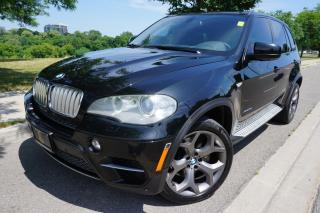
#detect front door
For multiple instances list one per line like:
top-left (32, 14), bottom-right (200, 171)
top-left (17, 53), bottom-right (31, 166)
top-left (240, 17), bottom-right (278, 118)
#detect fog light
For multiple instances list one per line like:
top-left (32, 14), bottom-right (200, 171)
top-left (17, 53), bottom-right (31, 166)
top-left (90, 138), bottom-right (101, 152)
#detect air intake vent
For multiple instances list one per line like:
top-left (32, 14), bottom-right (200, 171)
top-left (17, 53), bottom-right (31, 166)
top-left (33, 79), bottom-right (49, 106)
top-left (49, 85), bottom-right (83, 118)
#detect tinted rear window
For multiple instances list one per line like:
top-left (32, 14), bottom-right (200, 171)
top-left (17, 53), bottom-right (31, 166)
top-left (270, 20), bottom-right (289, 52)
top-left (285, 27), bottom-right (297, 50)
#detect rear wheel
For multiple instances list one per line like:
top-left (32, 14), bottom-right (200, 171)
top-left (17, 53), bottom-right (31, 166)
top-left (161, 118), bottom-right (233, 204)
top-left (274, 83), bottom-right (300, 124)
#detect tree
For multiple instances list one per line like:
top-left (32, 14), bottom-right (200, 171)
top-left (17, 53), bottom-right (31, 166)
top-left (0, 44), bottom-right (22, 58)
top-left (269, 11), bottom-right (304, 49)
top-left (113, 32), bottom-right (133, 47)
top-left (0, 27), bottom-right (135, 59)
top-left (75, 47), bottom-right (90, 56)
top-left (313, 4), bottom-right (320, 57)
top-left (61, 44), bottom-right (75, 55)
top-left (0, 0), bottom-right (77, 26)
top-left (0, 27), bottom-right (6, 35)
top-left (296, 8), bottom-right (320, 57)
top-left (155, 0), bottom-right (261, 14)
top-left (25, 43), bottom-right (59, 58)
top-left (20, 30), bottom-right (35, 46)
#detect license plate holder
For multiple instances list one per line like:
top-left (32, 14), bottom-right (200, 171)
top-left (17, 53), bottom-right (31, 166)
top-left (32, 127), bottom-right (53, 152)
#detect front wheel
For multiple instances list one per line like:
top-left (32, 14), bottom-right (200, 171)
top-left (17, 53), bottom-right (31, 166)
top-left (161, 118), bottom-right (233, 204)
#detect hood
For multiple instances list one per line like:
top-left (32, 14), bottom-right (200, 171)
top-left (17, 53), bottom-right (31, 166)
top-left (39, 47), bottom-right (226, 97)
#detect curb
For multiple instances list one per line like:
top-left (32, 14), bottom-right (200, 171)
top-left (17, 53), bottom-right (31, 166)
top-left (224, 102), bottom-right (320, 213)
top-left (311, 187), bottom-right (320, 213)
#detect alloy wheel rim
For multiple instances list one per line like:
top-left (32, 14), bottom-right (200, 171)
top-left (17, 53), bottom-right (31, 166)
top-left (289, 87), bottom-right (299, 119)
top-left (166, 131), bottom-right (227, 197)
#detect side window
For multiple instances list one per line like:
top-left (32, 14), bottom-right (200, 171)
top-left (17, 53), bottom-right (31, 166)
top-left (270, 21), bottom-right (289, 53)
top-left (285, 27), bottom-right (297, 51)
top-left (249, 18), bottom-right (273, 44)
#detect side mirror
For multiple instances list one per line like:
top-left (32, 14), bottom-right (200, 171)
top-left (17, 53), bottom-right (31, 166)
top-left (252, 42), bottom-right (281, 61)
top-left (128, 35), bottom-right (137, 44)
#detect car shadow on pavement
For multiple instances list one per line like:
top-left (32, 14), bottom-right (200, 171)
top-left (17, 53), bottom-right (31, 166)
top-left (18, 138), bottom-right (176, 213)
top-left (18, 124), bottom-right (269, 212)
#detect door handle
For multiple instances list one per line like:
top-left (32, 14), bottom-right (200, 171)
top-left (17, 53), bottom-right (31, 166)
top-left (273, 66), bottom-right (280, 73)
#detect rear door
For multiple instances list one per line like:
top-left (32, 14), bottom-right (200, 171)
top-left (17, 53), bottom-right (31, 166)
top-left (240, 17), bottom-right (276, 117)
top-left (269, 20), bottom-right (293, 99)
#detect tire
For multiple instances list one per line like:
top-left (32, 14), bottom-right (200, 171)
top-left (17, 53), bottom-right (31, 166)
top-left (274, 83), bottom-right (300, 124)
top-left (160, 118), bottom-right (233, 204)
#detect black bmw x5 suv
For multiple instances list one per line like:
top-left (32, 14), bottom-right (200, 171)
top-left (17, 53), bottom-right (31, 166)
top-left (25, 12), bottom-right (302, 203)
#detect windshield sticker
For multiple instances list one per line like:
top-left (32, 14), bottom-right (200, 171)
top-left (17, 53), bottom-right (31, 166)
top-left (237, 21), bottom-right (245, 27)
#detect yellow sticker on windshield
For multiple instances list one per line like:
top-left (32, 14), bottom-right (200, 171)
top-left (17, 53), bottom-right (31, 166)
top-left (237, 21), bottom-right (245, 27)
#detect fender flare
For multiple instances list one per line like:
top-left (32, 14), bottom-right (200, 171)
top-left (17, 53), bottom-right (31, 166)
top-left (283, 73), bottom-right (302, 106)
top-left (164, 98), bottom-right (235, 169)
top-left (294, 73), bottom-right (303, 87)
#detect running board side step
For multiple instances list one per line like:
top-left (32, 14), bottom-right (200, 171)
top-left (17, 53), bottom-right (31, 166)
top-left (232, 104), bottom-right (282, 138)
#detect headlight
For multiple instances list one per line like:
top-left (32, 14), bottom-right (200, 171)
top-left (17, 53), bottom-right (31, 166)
top-left (87, 95), bottom-right (177, 125)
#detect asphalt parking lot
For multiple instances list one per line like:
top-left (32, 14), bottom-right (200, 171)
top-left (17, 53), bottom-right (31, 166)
top-left (1, 63), bottom-right (320, 213)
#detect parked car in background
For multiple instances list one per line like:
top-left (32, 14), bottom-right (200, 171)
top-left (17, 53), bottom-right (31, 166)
top-left (25, 12), bottom-right (302, 203)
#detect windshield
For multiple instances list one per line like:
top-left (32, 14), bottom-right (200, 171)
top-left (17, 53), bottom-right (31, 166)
top-left (130, 14), bottom-right (247, 54)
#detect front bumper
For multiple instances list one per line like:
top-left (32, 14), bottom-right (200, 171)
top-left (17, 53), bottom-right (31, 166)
top-left (24, 92), bottom-right (188, 195)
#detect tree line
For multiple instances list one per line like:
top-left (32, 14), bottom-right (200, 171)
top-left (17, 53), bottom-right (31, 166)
top-left (0, 0), bottom-right (319, 59)
top-left (0, 29), bottom-right (133, 58)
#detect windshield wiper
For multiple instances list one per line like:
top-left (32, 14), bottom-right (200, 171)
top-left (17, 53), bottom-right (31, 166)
top-left (127, 43), bottom-right (141, 48)
top-left (143, 45), bottom-right (201, 54)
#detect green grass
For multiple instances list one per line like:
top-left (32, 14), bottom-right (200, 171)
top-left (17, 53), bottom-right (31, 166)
top-left (0, 119), bottom-right (25, 129)
top-left (0, 58), bottom-right (63, 92)
top-left (301, 53), bottom-right (319, 61)
top-left (301, 57), bottom-right (320, 61)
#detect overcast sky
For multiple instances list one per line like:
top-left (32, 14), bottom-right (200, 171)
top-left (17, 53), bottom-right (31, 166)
top-left (0, 0), bottom-right (319, 36)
